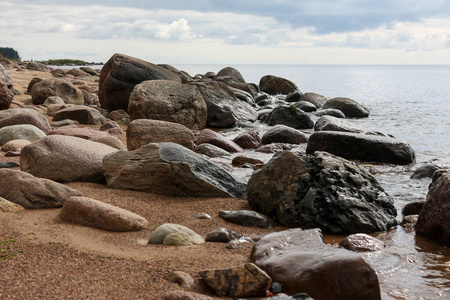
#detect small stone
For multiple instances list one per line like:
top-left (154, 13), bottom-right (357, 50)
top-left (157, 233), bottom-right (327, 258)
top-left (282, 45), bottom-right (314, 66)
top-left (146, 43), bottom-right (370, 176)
top-left (193, 213), bottom-right (211, 219)
top-left (232, 156), bottom-right (264, 168)
top-left (0, 161), bottom-right (19, 168)
top-left (340, 233), bottom-right (385, 252)
top-left (0, 197), bottom-right (25, 213)
top-left (219, 210), bottom-right (273, 229)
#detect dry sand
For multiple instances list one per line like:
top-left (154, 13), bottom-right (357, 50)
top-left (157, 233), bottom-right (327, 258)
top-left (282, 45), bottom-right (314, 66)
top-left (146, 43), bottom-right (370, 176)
top-left (0, 68), bottom-right (280, 299)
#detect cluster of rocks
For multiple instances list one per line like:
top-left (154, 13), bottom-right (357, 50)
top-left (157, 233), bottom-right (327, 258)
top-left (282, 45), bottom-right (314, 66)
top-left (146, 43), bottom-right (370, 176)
top-left (1, 53), bottom-right (448, 299)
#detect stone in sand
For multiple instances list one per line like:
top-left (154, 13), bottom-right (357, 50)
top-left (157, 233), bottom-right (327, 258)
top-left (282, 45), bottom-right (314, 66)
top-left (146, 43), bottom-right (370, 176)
top-left (31, 78), bottom-right (84, 105)
top-left (148, 223), bottom-right (204, 245)
top-left (0, 124), bottom-right (46, 146)
top-left (0, 64), bottom-right (14, 110)
top-left (219, 210), bottom-right (273, 229)
top-left (0, 197), bottom-right (25, 213)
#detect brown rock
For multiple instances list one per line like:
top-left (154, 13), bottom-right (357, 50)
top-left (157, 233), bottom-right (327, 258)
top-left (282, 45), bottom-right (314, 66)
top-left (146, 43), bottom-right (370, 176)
top-left (232, 130), bottom-right (261, 149)
top-left (259, 75), bottom-right (298, 95)
top-left (49, 127), bottom-right (110, 140)
top-left (127, 119), bottom-right (194, 151)
top-left (52, 105), bottom-right (106, 125)
top-left (0, 169), bottom-right (83, 209)
top-left (161, 291), bottom-right (214, 300)
top-left (340, 233), bottom-right (385, 252)
top-left (0, 108), bottom-right (52, 134)
top-left (199, 263), bottom-right (271, 298)
top-left (99, 120), bottom-right (122, 132)
top-left (59, 196), bottom-right (148, 231)
top-left (168, 271), bottom-right (195, 290)
top-left (108, 109), bottom-right (129, 121)
top-left (27, 77), bottom-right (44, 93)
top-left (89, 135), bottom-right (126, 150)
top-left (196, 129), bottom-right (242, 153)
top-left (66, 68), bottom-right (90, 77)
top-left (31, 78), bottom-right (84, 105)
top-left (2, 139), bottom-right (31, 152)
top-left (216, 66), bottom-right (246, 83)
top-left (0, 64), bottom-right (14, 110)
top-left (232, 156), bottom-right (264, 168)
top-left (0, 196), bottom-right (25, 213)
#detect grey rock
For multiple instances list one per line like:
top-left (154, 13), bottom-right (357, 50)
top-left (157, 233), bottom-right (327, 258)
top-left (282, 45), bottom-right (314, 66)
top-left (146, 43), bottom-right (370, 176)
top-left (322, 97), bottom-right (370, 118)
top-left (411, 164), bottom-right (443, 179)
top-left (300, 92), bottom-right (328, 108)
top-left (314, 108), bottom-right (346, 118)
top-left (264, 105), bottom-right (314, 129)
top-left (205, 228), bottom-right (241, 243)
top-left (293, 100), bottom-right (317, 112)
top-left (31, 78), bottom-right (84, 105)
top-left (219, 210), bottom-right (273, 229)
top-left (262, 125), bottom-right (308, 145)
top-left (0, 161), bottom-right (19, 168)
top-left (314, 115), bottom-right (367, 133)
top-left (194, 143), bottom-right (230, 158)
top-left (148, 223), bottom-right (204, 245)
top-left (0, 124), bottom-right (46, 146)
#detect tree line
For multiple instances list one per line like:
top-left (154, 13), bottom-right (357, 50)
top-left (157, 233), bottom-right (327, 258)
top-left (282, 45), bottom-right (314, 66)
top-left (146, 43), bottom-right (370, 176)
top-left (0, 47), bottom-right (21, 61)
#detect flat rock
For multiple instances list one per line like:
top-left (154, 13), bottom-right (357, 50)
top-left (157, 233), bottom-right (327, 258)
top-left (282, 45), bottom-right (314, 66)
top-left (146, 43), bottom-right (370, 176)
top-left (59, 196), bottom-right (148, 231)
top-left (0, 169), bottom-right (82, 209)
top-left (196, 129), bottom-right (242, 153)
top-left (0, 161), bottom-right (19, 168)
top-left (103, 142), bottom-right (246, 198)
top-left (340, 233), bottom-right (385, 252)
top-left (89, 135), bottom-right (126, 150)
top-left (52, 105), bottom-right (106, 125)
top-left (402, 201), bottom-right (425, 216)
top-left (199, 263), bottom-right (272, 298)
top-left (314, 115), bottom-right (367, 133)
top-left (0, 124), bottom-right (46, 146)
top-left (148, 223), bottom-right (204, 245)
top-left (262, 125), bottom-right (308, 145)
top-left (49, 127), bottom-right (110, 140)
top-left (219, 210), bottom-right (273, 229)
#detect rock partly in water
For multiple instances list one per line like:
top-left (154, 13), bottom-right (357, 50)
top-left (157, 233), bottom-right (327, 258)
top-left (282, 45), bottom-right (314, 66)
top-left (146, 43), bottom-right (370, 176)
top-left (264, 105), bottom-right (314, 129)
top-left (260, 75), bottom-right (298, 95)
top-left (59, 196), bottom-right (148, 231)
top-left (0, 169), bottom-right (82, 209)
top-left (103, 142), bottom-right (246, 198)
top-left (262, 125), bottom-right (308, 145)
top-left (340, 233), bottom-right (386, 252)
top-left (322, 97), bottom-right (369, 118)
top-left (0, 124), bottom-right (46, 146)
top-left (232, 130), bottom-right (261, 149)
top-left (411, 164), bottom-right (443, 179)
top-left (148, 223), bottom-right (204, 245)
top-left (300, 92), bottom-right (328, 108)
top-left (306, 131), bottom-right (416, 165)
top-left (314, 115), bottom-right (367, 133)
top-left (402, 201), bottom-right (425, 216)
top-left (196, 129), bottom-right (242, 153)
top-left (31, 78), bottom-right (84, 105)
top-left (314, 108), bottom-right (346, 118)
top-left (219, 210), bottom-right (273, 229)
top-left (293, 101), bottom-right (317, 112)
top-left (247, 151), bottom-right (397, 234)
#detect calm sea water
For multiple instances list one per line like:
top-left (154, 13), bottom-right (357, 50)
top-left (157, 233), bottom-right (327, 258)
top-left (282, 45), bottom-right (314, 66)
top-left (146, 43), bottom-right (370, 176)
top-left (173, 64), bottom-right (450, 299)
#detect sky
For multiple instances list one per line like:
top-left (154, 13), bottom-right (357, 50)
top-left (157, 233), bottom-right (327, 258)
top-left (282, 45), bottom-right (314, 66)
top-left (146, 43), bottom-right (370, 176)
top-left (1, 0), bottom-right (450, 65)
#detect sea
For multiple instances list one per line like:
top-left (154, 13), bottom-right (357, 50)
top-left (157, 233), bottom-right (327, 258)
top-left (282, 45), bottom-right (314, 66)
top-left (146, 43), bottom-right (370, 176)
top-left (66, 64), bottom-right (450, 299)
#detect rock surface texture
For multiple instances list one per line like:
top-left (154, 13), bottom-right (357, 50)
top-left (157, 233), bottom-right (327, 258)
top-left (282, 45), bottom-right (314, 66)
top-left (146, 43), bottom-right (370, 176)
top-left (52, 105), bottom-right (106, 125)
top-left (0, 64), bottom-right (14, 110)
top-left (322, 97), bottom-right (370, 118)
top-left (148, 223), bottom-right (204, 245)
top-left (31, 78), bottom-right (84, 105)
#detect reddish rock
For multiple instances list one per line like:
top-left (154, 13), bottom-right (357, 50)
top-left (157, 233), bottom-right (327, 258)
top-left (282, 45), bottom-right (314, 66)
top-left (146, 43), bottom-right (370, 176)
top-left (196, 129), bottom-right (242, 153)
top-left (49, 127), bottom-right (110, 140)
top-left (232, 130), bottom-right (261, 149)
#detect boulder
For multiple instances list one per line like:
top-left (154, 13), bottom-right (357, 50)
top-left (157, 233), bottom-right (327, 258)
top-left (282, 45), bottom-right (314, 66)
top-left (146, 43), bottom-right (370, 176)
top-left (314, 115), bottom-right (367, 133)
top-left (219, 210), bottom-right (273, 229)
top-left (26, 62), bottom-right (49, 72)
top-left (205, 228), bottom-right (242, 243)
top-left (306, 131), bottom-right (416, 165)
top-left (52, 105), bottom-right (106, 125)
top-left (259, 75), bottom-right (298, 95)
top-left (216, 66), bottom-right (246, 83)
top-left (415, 171), bottom-right (450, 245)
top-left (128, 80), bottom-right (207, 130)
top-left (59, 196), bottom-right (148, 231)
top-left (0, 197), bottom-right (25, 213)
top-left (190, 81), bottom-right (257, 127)
top-left (0, 169), bottom-right (82, 209)
top-left (301, 92), bottom-right (328, 108)
top-left (262, 125), bottom-right (308, 145)
top-left (246, 151), bottom-right (397, 234)
top-left (103, 142), bottom-right (246, 198)
top-left (232, 130), bottom-right (261, 149)
top-left (340, 233), bottom-right (385, 252)
top-left (411, 164), bottom-right (443, 179)
top-left (315, 108), bottom-right (346, 118)
top-left (322, 97), bottom-right (369, 118)
top-left (27, 77), bottom-right (44, 93)
top-left (285, 90), bottom-right (302, 103)
top-left (194, 143), bottom-right (230, 158)
top-left (293, 101), bottom-right (317, 112)
top-left (0, 109), bottom-right (52, 134)
top-left (199, 263), bottom-right (271, 298)
top-left (20, 135), bottom-right (118, 183)
top-left (264, 105), bottom-right (314, 129)
top-left (0, 64), bottom-right (14, 110)
top-left (98, 53), bottom-right (181, 112)
top-left (0, 124), bottom-right (46, 146)
top-left (148, 223), bottom-right (204, 245)
top-left (127, 119), bottom-right (194, 151)
top-left (89, 135), bottom-right (126, 150)
top-left (252, 228), bottom-right (381, 299)
top-left (2, 139), bottom-right (31, 152)
top-left (49, 127), bottom-right (110, 140)
top-left (196, 129), bottom-right (242, 153)
top-left (31, 78), bottom-right (84, 105)
top-left (107, 109), bottom-right (129, 121)
top-left (158, 64), bottom-right (192, 83)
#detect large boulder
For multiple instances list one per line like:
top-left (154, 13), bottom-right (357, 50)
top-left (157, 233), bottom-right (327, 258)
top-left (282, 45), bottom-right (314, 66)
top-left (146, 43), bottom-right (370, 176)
top-left (127, 119), bottom-right (194, 150)
top-left (190, 81), bottom-right (257, 127)
top-left (128, 80), bottom-right (207, 130)
top-left (306, 131), bottom-right (416, 165)
top-left (0, 64), bottom-right (14, 110)
top-left (0, 124), bottom-right (46, 146)
top-left (252, 228), bottom-right (381, 299)
top-left (31, 78), bottom-right (84, 105)
top-left (246, 151), bottom-right (397, 234)
top-left (103, 142), bottom-right (246, 198)
top-left (415, 171), bottom-right (450, 245)
top-left (264, 105), bottom-right (314, 129)
top-left (20, 135), bottom-right (118, 183)
top-left (52, 105), bottom-right (106, 125)
top-left (0, 169), bottom-right (83, 209)
top-left (322, 97), bottom-right (370, 118)
top-left (216, 66), bottom-right (246, 83)
top-left (59, 196), bottom-right (148, 232)
top-left (0, 108), bottom-right (52, 134)
top-left (259, 75), bottom-right (298, 95)
top-left (98, 53), bottom-right (181, 112)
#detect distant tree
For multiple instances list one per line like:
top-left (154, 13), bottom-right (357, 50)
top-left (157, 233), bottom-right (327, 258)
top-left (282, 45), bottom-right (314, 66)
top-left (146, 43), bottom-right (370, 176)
top-left (0, 47), bottom-right (21, 61)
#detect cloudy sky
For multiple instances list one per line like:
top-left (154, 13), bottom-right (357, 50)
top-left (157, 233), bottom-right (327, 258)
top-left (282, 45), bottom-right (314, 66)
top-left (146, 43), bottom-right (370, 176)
top-left (1, 0), bottom-right (450, 64)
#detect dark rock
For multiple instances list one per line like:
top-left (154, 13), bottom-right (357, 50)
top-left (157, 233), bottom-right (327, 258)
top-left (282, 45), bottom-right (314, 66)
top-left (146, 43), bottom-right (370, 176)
top-left (314, 108), bottom-right (346, 118)
top-left (402, 201), bottom-right (425, 216)
top-left (66, 68), bottom-right (90, 77)
top-left (190, 81), bottom-right (257, 127)
top-left (232, 130), bottom-right (261, 149)
top-left (262, 125), bottom-right (308, 145)
top-left (0, 64), bottom-right (14, 110)
top-left (401, 215), bottom-right (419, 230)
top-left (247, 151), bottom-right (397, 234)
top-left (205, 228), bottom-right (241, 243)
top-left (228, 82), bottom-right (259, 97)
top-left (271, 282), bottom-right (283, 294)
top-left (340, 233), bottom-right (385, 252)
top-left (80, 67), bottom-right (98, 76)
top-left (98, 53), bottom-right (181, 112)
top-left (306, 131), bottom-right (416, 165)
top-left (322, 97), bottom-right (369, 118)
top-left (52, 105), bottom-right (106, 125)
top-left (199, 263), bottom-right (272, 298)
top-left (411, 164), bottom-right (443, 179)
top-left (128, 80), bottom-right (207, 130)
top-left (256, 144), bottom-right (284, 153)
top-left (265, 105), bottom-right (314, 129)
top-left (26, 62), bottom-right (49, 72)
top-left (194, 143), bottom-right (230, 158)
top-left (293, 101), bottom-right (317, 112)
top-left (252, 228), bottom-right (381, 299)
top-left (285, 90), bottom-right (302, 103)
top-left (196, 129), bottom-right (242, 153)
top-left (219, 210), bottom-right (273, 228)
top-left (255, 93), bottom-right (270, 104)
top-left (26, 77), bottom-right (44, 93)
top-left (260, 75), bottom-right (298, 95)
top-left (314, 115), bottom-right (367, 133)
top-left (158, 64), bottom-right (192, 83)
top-left (31, 78), bottom-right (84, 105)
top-left (108, 109), bottom-right (129, 121)
top-left (0, 161), bottom-right (19, 168)
top-left (416, 171), bottom-right (450, 244)
top-left (301, 92), bottom-right (328, 108)
top-left (216, 66), bottom-right (246, 83)
top-left (103, 142), bottom-right (246, 198)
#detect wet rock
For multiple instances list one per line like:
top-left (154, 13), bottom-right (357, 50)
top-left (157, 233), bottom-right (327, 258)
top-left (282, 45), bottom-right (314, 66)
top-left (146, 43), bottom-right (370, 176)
top-left (314, 115), bottom-right (367, 133)
top-left (161, 291), bottom-right (214, 300)
top-left (128, 80), bottom-right (207, 130)
top-left (0, 64), bottom-right (14, 110)
top-left (260, 75), bottom-right (298, 95)
top-left (416, 171), bottom-right (450, 245)
top-left (59, 196), bottom-right (148, 231)
top-left (196, 129), bottom-right (242, 153)
top-left (228, 82), bottom-right (258, 97)
top-left (252, 228), bottom-right (381, 299)
top-left (306, 131), bottom-right (416, 165)
top-left (190, 81), bottom-right (257, 127)
top-left (21, 135), bottom-right (118, 183)
top-left (314, 108), bottom-right (346, 118)
top-left (340, 233), bottom-right (385, 252)
top-left (52, 105), bottom-right (106, 125)
top-left (0, 197), bottom-right (25, 213)
top-left (2, 139), bottom-right (31, 152)
top-left (0, 169), bottom-right (82, 209)
top-left (103, 142), bottom-right (246, 198)
top-left (232, 156), bottom-right (264, 168)
top-left (199, 263), bottom-right (271, 298)
top-left (256, 143), bottom-right (284, 153)
top-left (401, 215), bottom-right (419, 229)
top-left (293, 101), bottom-right (317, 112)
top-left (49, 127), bottom-right (110, 140)
top-left (285, 90), bottom-right (302, 103)
top-left (168, 271), bottom-right (195, 290)
top-left (411, 164), bottom-right (443, 179)
top-left (0, 124), bottom-right (46, 146)
top-left (205, 228), bottom-right (242, 243)
top-left (322, 97), bottom-right (370, 118)
top-left (262, 125), bottom-right (308, 145)
top-left (148, 223), bottom-right (204, 245)
top-left (219, 210), bottom-right (273, 229)
top-left (402, 201), bottom-right (425, 216)
top-left (194, 143), bottom-right (230, 158)
top-left (89, 135), bottom-right (126, 151)
top-left (264, 105), bottom-right (314, 129)
top-left (301, 92), bottom-right (328, 108)
top-left (0, 161), bottom-right (19, 168)
top-left (216, 66), bottom-right (246, 83)
top-left (31, 78), bottom-right (84, 105)
top-left (232, 130), bottom-right (261, 149)
top-left (98, 53), bottom-right (181, 112)
top-left (247, 151), bottom-right (397, 234)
